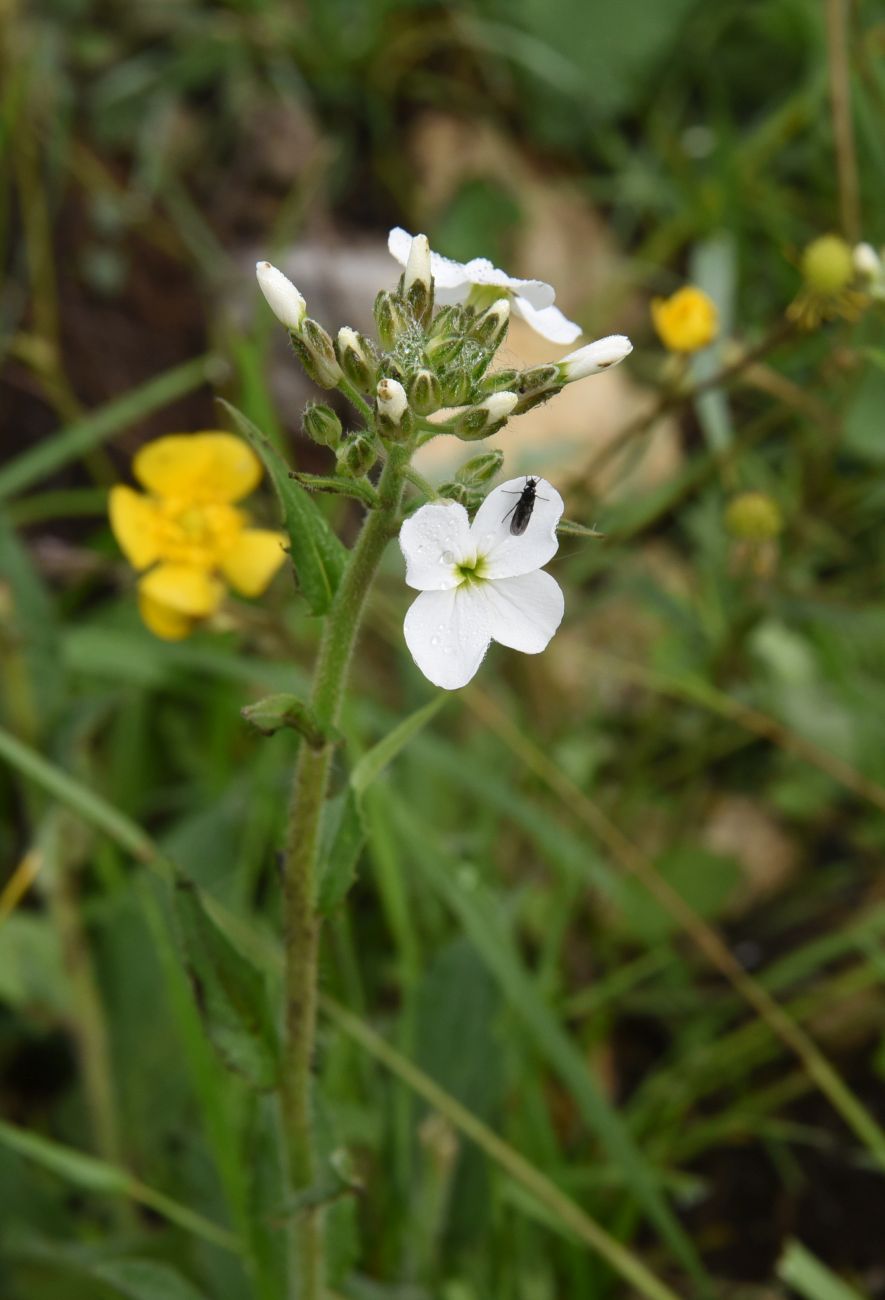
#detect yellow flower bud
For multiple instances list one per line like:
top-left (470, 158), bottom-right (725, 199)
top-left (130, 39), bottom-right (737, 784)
top-left (651, 286), bottom-right (718, 353)
top-left (724, 492), bottom-right (783, 541)
top-left (800, 235), bottom-right (853, 296)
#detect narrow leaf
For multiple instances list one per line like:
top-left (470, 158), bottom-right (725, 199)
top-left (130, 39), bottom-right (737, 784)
top-left (219, 398), bottom-right (347, 615)
top-left (173, 876), bottom-right (278, 1089)
top-left (777, 1241), bottom-right (867, 1300)
top-left (350, 696), bottom-right (447, 797)
top-left (318, 788), bottom-right (366, 916)
top-left (241, 692), bottom-right (334, 747)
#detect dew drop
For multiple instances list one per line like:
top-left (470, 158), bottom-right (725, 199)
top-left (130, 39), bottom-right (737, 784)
top-left (441, 549), bottom-right (455, 564)
top-left (430, 636), bottom-right (439, 646)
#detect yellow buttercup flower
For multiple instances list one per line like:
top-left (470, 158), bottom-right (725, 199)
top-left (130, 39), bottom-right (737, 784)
top-left (109, 432), bottom-right (287, 640)
top-left (651, 286), bottom-right (718, 353)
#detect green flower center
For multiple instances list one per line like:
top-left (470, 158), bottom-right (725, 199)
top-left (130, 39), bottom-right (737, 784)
top-left (455, 554), bottom-right (488, 586)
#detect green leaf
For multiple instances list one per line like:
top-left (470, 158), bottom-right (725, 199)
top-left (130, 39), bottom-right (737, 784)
top-left (92, 1259), bottom-right (209, 1300)
top-left (350, 696), bottom-right (448, 797)
top-left (317, 788), bottom-right (365, 916)
top-left (219, 398), bottom-right (347, 615)
top-left (241, 692), bottom-right (334, 747)
top-left (777, 1240), bottom-right (867, 1300)
top-left (173, 876), bottom-right (278, 1089)
top-left (556, 518), bottom-right (605, 539)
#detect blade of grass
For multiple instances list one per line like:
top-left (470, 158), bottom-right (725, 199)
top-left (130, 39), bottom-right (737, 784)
top-left (0, 354), bottom-right (220, 502)
top-left (0, 1119), bottom-right (238, 1252)
top-left (386, 790), bottom-right (711, 1291)
top-left (464, 688), bottom-right (885, 1173)
top-left (778, 1239), bottom-right (866, 1300)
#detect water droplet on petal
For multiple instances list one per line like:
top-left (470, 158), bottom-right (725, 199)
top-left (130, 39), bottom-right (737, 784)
top-left (430, 636), bottom-right (439, 646)
top-left (441, 550), bottom-right (454, 564)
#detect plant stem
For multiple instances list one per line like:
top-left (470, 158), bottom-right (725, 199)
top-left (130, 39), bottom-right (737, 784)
top-left (279, 443), bottom-right (408, 1299)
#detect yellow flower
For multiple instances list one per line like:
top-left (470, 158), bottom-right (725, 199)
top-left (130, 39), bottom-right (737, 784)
top-left (109, 432), bottom-right (287, 640)
top-left (651, 286), bottom-right (718, 353)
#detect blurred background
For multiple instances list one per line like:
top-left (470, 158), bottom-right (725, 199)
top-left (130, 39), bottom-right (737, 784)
top-left (3, 0), bottom-right (885, 1297)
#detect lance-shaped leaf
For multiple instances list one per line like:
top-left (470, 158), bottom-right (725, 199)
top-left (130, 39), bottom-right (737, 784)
top-left (219, 398), bottom-right (347, 615)
top-left (173, 876), bottom-right (278, 1089)
top-left (318, 788), bottom-right (365, 916)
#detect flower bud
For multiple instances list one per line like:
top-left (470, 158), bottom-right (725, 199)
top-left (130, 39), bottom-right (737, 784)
top-left (337, 327), bottom-right (378, 391)
top-left (454, 391), bottom-right (518, 440)
top-left (302, 402), bottom-right (342, 449)
top-left (437, 481), bottom-right (474, 508)
top-left (724, 491), bottom-right (783, 541)
top-left (455, 449), bottom-right (504, 487)
top-left (469, 297), bottom-right (510, 349)
top-left (511, 364), bottom-right (561, 413)
top-left (559, 334), bottom-right (633, 382)
top-left (403, 233), bottom-right (433, 324)
top-left (374, 290), bottom-right (412, 349)
top-left (425, 335), bottom-right (467, 366)
top-left (478, 368), bottom-right (520, 396)
top-left (376, 377), bottom-right (413, 443)
top-left (336, 432), bottom-right (376, 478)
top-left (800, 235), bottom-right (853, 295)
top-left (428, 304), bottom-right (469, 339)
top-left (408, 368), bottom-right (442, 415)
top-left (256, 260), bottom-right (306, 331)
top-left (294, 318), bottom-right (342, 388)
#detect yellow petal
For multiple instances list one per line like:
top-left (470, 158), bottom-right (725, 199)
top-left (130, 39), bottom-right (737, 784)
top-left (109, 486), bottom-right (162, 570)
top-left (137, 591), bottom-right (195, 641)
top-left (134, 433), bottom-right (262, 503)
top-left (139, 563), bottom-right (224, 617)
top-left (220, 529), bottom-right (288, 597)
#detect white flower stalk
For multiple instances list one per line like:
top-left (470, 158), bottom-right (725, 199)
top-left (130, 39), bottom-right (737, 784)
top-left (559, 334), bottom-right (633, 382)
top-left (399, 477), bottom-right (565, 690)
top-left (256, 261), bottom-right (307, 331)
top-left (388, 227), bottom-right (581, 344)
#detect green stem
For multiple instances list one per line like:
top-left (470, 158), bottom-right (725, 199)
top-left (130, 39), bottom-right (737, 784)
top-left (279, 443), bottom-right (409, 1299)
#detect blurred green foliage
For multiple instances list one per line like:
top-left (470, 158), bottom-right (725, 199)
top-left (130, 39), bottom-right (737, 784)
top-left (3, 0), bottom-right (885, 1297)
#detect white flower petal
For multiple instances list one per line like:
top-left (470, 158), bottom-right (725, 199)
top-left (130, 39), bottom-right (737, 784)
top-left (399, 500), bottom-right (474, 591)
top-left (462, 258), bottom-right (555, 309)
top-left (511, 297), bottom-right (582, 344)
top-left (480, 570), bottom-right (565, 653)
top-left (403, 586), bottom-right (491, 690)
top-left (470, 476), bottom-right (564, 579)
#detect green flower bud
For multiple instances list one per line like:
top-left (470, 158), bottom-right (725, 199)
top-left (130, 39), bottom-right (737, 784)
top-left (454, 391), bottom-right (518, 440)
top-left (302, 402), bottom-right (342, 449)
top-left (724, 491), bottom-right (783, 541)
top-left (293, 318), bottom-right (342, 388)
top-left (428, 304), bottom-right (469, 339)
top-left (408, 368), bottom-right (442, 415)
top-left (801, 235), bottom-right (854, 296)
top-left (455, 449), bottom-right (504, 487)
top-left (336, 432), bottom-right (377, 478)
top-left (469, 297), bottom-right (510, 349)
top-left (477, 368), bottom-right (520, 396)
top-left (425, 335), bottom-right (467, 366)
top-left (437, 480), bottom-right (473, 507)
top-left (513, 363), bottom-right (562, 413)
top-left (440, 367), bottom-right (473, 406)
top-left (374, 290), bottom-right (412, 349)
top-left (337, 327), bottom-right (378, 392)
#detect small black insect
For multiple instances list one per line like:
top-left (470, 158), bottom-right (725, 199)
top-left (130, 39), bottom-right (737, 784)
top-left (501, 476), bottom-right (548, 536)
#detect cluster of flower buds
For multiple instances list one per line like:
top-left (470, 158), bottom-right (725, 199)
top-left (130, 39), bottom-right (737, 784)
top-left (256, 238), bottom-right (633, 481)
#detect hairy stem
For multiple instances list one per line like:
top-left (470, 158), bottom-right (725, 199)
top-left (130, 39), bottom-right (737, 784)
top-left (280, 443), bottom-right (408, 1299)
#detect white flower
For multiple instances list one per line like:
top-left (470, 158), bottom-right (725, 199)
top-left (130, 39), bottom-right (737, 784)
top-left (559, 334), bottom-right (633, 382)
top-left (255, 261), bottom-right (306, 331)
top-left (853, 242), bottom-right (882, 280)
top-left (388, 228), bottom-right (581, 344)
top-left (399, 477), bottom-right (565, 690)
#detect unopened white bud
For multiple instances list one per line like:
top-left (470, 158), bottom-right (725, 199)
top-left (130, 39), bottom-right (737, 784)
top-left (853, 242), bottom-right (882, 281)
top-left (255, 261), bottom-right (307, 331)
top-left (377, 377), bottom-right (409, 424)
top-left (404, 234), bottom-right (432, 294)
top-left (454, 390), bottom-right (518, 440)
top-left (481, 391), bottom-right (519, 422)
top-left (559, 334), bottom-right (633, 382)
